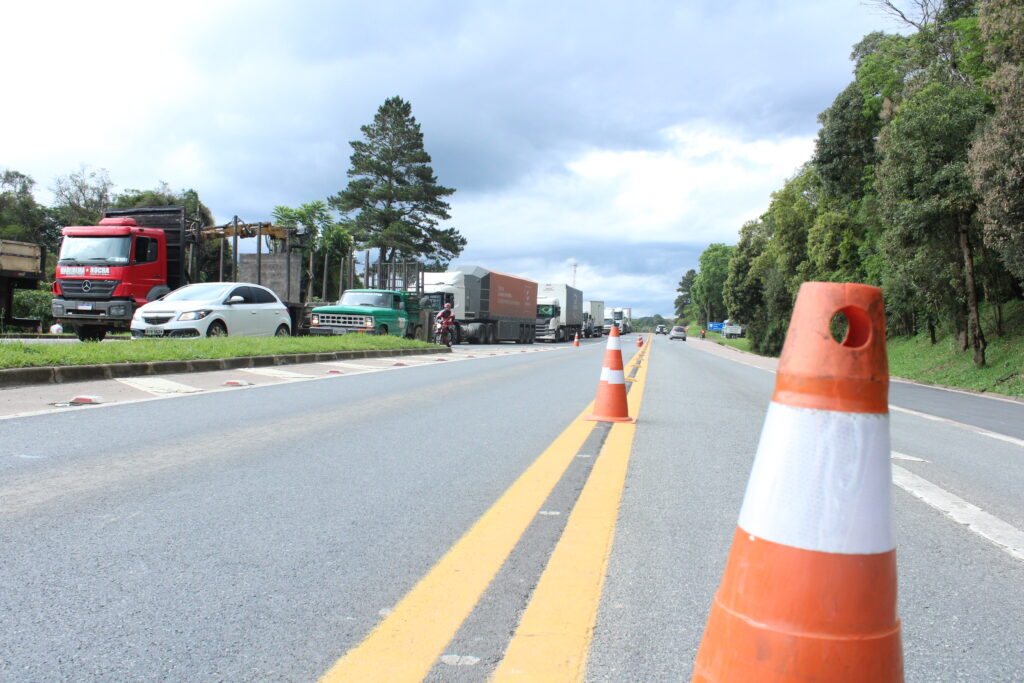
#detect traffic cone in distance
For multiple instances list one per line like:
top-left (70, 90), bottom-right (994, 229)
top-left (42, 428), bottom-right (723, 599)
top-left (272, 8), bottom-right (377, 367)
top-left (692, 282), bottom-right (901, 682)
top-left (636, 334), bottom-right (643, 347)
top-left (573, 332), bottom-right (580, 347)
top-left (586, 324), bottom-right (635, 423)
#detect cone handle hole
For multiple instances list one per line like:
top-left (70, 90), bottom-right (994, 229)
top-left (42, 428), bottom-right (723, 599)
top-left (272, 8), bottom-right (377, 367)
top-left (830, 306), bottom-right (871, 347)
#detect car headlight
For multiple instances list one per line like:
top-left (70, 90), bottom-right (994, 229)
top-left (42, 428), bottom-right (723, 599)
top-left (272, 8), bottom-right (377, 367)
top-left (177, 309), bottom-right (212, 322)
top-left (311, 314), bottom-right (319, 326)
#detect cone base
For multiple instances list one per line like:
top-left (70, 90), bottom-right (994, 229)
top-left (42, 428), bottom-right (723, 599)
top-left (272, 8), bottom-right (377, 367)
top-left (584, 414), bottom-right (637, 423)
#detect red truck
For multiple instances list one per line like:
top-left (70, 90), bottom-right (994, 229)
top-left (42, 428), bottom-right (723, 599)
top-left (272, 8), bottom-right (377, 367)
top-left (51, 206), bottom-right (187, 341)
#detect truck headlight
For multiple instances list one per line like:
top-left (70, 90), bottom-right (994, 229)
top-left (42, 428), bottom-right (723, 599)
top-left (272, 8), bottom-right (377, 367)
top-left (110, 305), bottom-right (128, 316)
top-left (364, 318), bottom-right (374, 329)
top-left (177, 310), bottom-right (212, 321)
top-left (53, 304), bottom-right (65, 315)
top-left (311, 314), bottom-right (319, 326)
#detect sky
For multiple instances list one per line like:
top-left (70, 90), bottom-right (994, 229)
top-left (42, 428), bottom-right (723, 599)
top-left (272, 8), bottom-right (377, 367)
top-left (3, 1), bottom-right (900, 317)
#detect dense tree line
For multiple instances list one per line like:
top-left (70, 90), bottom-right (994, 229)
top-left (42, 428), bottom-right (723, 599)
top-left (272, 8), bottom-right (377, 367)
top-left (678, 0), bottom-right (1023, 365)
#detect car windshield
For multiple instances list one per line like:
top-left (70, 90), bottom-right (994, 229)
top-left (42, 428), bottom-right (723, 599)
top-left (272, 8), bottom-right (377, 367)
top-left (58, 236), bottom-right (131, 264)
top-left (339, 291), bottom-right (392, 307)
top-left (161, 284), bottom-right (232, 302)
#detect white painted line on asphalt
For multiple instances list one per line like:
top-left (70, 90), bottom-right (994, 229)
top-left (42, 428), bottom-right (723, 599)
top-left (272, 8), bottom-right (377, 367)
top-left (116, 377), bottom-right (203, 395)
top-left (439, 655), bottom-right (480, 667)
top-left (892, 463), bottom-right (1024, 562)
top-left (323, 361), bottom-right (392, 371)
top-left (892, 451), bottom-right (929, 462)
top-left (890, 405), bottom-right (1024, 449)
top-left (241, 367), bottom-right (316, 379)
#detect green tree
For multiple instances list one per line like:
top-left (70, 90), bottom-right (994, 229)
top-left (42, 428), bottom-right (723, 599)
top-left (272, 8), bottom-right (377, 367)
top-left (674, 269), bottom-right (696, 320)
top-left (968, 0), bottom-right (1024, 284)
top-left (50, 165), bottom-right (113, 227)
top-left (876, 81), bottom-right (990, 365)
top-left (690, 243), bottom-right (734, 326)
top-left (330, 96), bottom-right (464, 268)
top-left (0, 170), bottom-right (56, 249)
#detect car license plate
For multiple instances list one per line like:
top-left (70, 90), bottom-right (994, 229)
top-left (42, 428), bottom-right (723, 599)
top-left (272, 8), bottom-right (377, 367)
top-left (77, 303), bottom-right (93, 310)
top-left (144, 328), bottom-right (163, 337)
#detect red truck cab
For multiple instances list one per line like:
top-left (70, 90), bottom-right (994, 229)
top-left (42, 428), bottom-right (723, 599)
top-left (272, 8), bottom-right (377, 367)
top-left (51, 208), bottom-right (185, 341)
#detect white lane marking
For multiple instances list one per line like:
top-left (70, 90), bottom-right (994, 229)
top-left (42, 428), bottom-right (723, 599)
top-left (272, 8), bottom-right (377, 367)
top-left (892, 451), bottom-right (928, 462)
top-left (116, 377), bottom-right (203, 395)
top-left (890, 405), bottom-right (1024, 449)
top-left (322, 361), bottom-right (393, 371)
top-left (440, 655), bottom-right (480, 667)
top-left (538, 510), bottom-right (562, 516)
top-left (892, 464), bottom-right (1024, 562)
top-left (240, 367), bottom-right (316, 379)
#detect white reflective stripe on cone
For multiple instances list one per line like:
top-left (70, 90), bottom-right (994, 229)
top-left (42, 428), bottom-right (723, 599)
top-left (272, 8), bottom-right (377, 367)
top-left (606, 336), bottom-right (621, 351)
top-left (600, 368), bottom-right (626, 384)
top-left (738, 402), bottom-right (893, 555)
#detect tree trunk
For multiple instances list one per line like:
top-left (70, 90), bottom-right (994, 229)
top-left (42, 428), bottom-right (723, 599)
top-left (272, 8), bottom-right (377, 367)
top-left (958, 217), bottom-right (986, 367)
top-left (928, 319), bottom-right (936, 345)
top-left (321, 250), bottom-right (329, 301)
top-left (306, 251), bottom-right (314, 302)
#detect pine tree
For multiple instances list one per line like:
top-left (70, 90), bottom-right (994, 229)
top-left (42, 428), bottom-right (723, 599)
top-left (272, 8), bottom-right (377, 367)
top-left (330, 96), bottom-right (464, 268)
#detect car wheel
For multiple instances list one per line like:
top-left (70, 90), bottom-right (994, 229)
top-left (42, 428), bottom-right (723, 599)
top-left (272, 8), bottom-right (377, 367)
top-left (207, 321), bottom-right (228, 337)
top-left (275, 324), bottom-right (290, 337)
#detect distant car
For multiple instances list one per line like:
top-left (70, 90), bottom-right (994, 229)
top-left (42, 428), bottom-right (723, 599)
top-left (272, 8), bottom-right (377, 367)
top-left (130, 282), bottom-right (291, 339)
top-left (668, 325), bottom-right (687, 341)
top-left (655, 325), bottom-right (667, 334)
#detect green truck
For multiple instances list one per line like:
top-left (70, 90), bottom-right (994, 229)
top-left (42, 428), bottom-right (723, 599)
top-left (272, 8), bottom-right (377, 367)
top-left (308, 289), bottom-right (425, 338)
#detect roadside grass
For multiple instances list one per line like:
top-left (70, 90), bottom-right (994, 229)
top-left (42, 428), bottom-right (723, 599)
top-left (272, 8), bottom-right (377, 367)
top-left (887, 301), bottom-right (1024, 398)
top-left (0, 334), bottom-right (435, 370)
top-left (710, 331), bottom-right (753, 353)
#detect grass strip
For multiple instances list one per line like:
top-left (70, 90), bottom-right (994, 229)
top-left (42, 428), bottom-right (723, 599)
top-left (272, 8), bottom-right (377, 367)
top-left (0, 335), bottom-right (434, 370)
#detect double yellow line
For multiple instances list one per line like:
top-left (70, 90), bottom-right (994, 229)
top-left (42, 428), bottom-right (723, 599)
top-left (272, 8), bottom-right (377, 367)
top-left (321, 342), bottom-right (652, 682)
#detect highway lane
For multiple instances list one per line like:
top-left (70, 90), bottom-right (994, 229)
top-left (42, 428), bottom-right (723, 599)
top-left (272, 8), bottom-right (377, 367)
top-left (589, 337), bottom-right (1024, 682)
top-left (0, 337), bottom-right (620, 681)
top-left (1, 334), bottom-right (1023, 680)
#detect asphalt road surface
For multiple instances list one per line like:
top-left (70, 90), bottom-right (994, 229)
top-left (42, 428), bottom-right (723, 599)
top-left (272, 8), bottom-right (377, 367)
top-left (1, 335), bottom-right (1022, 681)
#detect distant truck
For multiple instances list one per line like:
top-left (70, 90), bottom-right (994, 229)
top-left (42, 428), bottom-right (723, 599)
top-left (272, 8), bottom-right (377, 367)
top-left (611, 307), bottom-right (632, 334)
top-left (1, 239), bottom-right (46, 331)
top-left (422, 266), bottom-right (538, 344)
top-left (582, 300), bottom-right (604, 338)
top-left (535, 282), bottom-right (583, 342)
top-left (722, 319), bottom-right (745, 339)
top-left (308, 289), bottom-right (424, 338)
top-left (51, 206), bottom-right (188, 341)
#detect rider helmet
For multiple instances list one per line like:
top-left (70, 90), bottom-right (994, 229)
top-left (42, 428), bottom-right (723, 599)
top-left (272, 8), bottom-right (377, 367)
top-left (444, 303), bottom-right (453, 309)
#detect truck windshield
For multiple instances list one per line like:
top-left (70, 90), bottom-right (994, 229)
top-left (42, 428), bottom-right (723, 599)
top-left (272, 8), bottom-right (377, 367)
top-left (58, 236), bottom-right (131, 264)
top-left (537, 305), bottom-right (556, 317)
top-left (339, 291), bottom-right (391, 307)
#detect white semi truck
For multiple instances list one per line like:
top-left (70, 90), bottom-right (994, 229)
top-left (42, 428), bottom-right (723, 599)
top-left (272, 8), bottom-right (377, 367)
top-left (611, 306), bottom-right (633, 334)
top-left (583, 300), bottom-right (604, 337)
top-left (535, 282), bottom-right (583, 342)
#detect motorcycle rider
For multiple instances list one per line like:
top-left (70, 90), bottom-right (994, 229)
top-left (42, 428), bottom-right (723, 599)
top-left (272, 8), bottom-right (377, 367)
top-left (435, 302), bottom-right (456, 343)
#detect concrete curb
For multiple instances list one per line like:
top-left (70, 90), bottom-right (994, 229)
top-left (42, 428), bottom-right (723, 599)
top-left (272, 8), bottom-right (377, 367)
top-left (0, 347), bottom-right (450, 388)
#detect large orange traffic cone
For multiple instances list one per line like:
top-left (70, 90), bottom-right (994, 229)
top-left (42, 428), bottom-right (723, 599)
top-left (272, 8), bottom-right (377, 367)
top-left (636, 334), bottom-right (643, 347)
top-left (573, 332), bottom-right (580, 347)
top-left (692, 282), bottom-right (901, 682)
top-left (585, 324), bottom-right (635, 423)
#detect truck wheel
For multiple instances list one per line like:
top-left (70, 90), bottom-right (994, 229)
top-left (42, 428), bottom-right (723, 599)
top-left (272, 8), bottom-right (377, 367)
top-left (75, 325), bottom-right (107, 342)
top-left (207, 321), bottom-right (228, 337)
top-left (378, 325), bottom-right (389, 336)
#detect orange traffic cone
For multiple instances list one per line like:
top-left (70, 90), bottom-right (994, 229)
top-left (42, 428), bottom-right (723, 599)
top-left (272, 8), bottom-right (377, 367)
top-left (585, 324), bottom-right (635, 423)
top-left (692, 282), bottom-right (901, 682)
top-left (636, 334), bottom-right (643, 347)
top-left (573, 332), bottom-right (580, 347)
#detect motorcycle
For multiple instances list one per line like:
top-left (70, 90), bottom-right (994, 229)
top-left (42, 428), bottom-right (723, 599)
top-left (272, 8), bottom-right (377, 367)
top-left (434, 317), bottom-right (456, 347)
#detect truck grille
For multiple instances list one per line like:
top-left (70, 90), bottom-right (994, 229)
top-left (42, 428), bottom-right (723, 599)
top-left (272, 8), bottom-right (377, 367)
top-left (59, 279), bottom-right (120, 299)
top-left (317, 313), bottom-right (372, 327)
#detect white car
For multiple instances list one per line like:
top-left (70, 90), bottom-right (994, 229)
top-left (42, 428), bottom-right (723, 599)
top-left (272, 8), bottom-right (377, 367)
top-left (130, 282), bottom-right (291, 339)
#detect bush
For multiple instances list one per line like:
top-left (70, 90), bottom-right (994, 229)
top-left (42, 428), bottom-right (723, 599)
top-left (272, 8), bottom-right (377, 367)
top-left (13, 288), bottom-right (55, 328)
